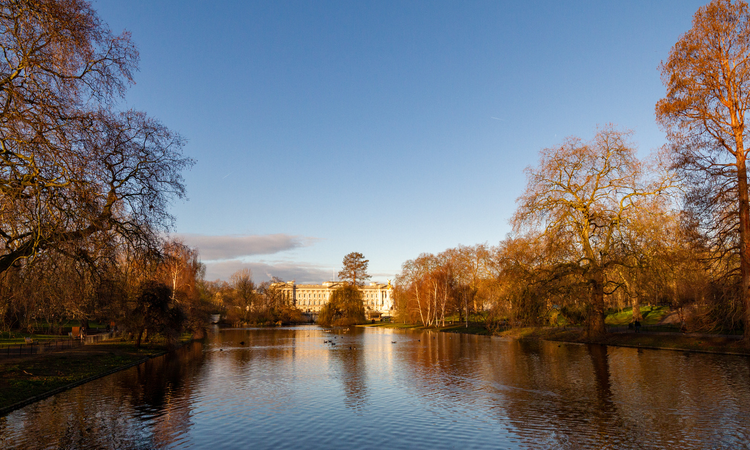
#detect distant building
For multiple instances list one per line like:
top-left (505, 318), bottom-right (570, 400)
top-left (272, 280), bottom-right (394, 316)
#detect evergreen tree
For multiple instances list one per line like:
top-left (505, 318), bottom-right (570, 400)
top-left (338, 252), bottom-right (371, 286)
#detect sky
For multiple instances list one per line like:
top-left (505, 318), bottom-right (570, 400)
top-left (92, 0), bottom-right (707, 284)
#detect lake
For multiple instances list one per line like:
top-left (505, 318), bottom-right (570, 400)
top-left (1, 326), bottom-right (749, 449)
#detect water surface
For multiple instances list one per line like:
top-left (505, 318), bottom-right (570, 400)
top-left (1, 326), bottom-right (749, 449)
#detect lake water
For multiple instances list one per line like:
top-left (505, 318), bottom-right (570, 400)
top-left (1, 326), bottom-right (749, 449)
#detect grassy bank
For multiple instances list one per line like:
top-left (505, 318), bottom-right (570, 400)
top-left (604, 305), bottom-right (670, 326)
top-left (0, 338), bottom-right (186, 415)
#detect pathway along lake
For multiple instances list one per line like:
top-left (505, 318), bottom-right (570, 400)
top-left (1, 326), bottom-right (749, 449)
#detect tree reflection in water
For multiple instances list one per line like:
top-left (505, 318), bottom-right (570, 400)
top-left (327, 329), bottom-right (369, 411)
top-left (2, 327), bottom-right (750, 449)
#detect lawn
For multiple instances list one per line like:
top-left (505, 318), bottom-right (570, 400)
top-left (605, 305), bottom-right (670, 326)
top-left (0, 319), bottom-right (112, 343)
top-left (0, 334), bottom-right (194, 415)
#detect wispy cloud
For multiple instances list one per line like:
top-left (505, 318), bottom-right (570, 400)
top-left (370, 271), bottom-right (398, 281)
top-left (203, 259), bottom-right (333, 283)
top-left (174, 233), bottom-right (317, 261)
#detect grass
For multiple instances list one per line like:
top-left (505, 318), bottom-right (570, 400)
top-left (0, 319), bottom-right (112, 340)
top-left (604, 305), bottom-right (670, 326)
top-left (0, 333), bottom-right (68, 345)
top-left (0, 336), bottom-right (192, 414)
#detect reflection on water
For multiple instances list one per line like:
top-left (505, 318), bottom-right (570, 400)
top-left (1, 326), bottom-right (749, 449)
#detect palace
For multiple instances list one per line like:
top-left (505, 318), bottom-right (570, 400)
top-left (273, 280), bottom-right (394, 317)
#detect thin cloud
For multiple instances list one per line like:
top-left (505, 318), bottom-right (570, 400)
top-left (175, 233), bottom-right (317, 261)
top-left (204, 259), bottom-right (332, 283)
top-left (370, 271), bottom-right (399, 281)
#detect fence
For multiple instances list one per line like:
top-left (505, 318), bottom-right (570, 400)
top-left (83, 331), bottom-right (117, 344)
top-left (0, 338), bottom-right (83, 357)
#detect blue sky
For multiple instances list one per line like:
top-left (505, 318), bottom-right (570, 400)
top-left (93, 0), bottom-right (706, 283)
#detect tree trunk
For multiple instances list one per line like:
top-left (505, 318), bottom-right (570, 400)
top-left (440, 279), bottom-right (447, 327)
top-left (586, 272), bottom-right (607, 340)
top-left (737, 152), bottom-right (750, 343)
top-left (135, 328), bottom-right (144, 348)
top-left (465, 294), bottom-right (469, 328)
top-left (415, 285), bottom-right (426, 326)
top-left (618, 269), bottom-right (642, 321)
top-left (631, 295), bottom-right (642, 321)
top-left (458, 292), bottom-right (463, 325)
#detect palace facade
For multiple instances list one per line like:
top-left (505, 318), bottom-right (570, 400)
top-left (273, 280), bottom-right (394, 316)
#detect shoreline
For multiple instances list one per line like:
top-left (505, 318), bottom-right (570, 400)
top-left (0, 339), bottom-right (190, 417)
top-left (4, 325), bottom-right (748, 417)
top-left (361, 322), bottom-right (750, 356)
top-left (0, 354), bottom-right (156, 417)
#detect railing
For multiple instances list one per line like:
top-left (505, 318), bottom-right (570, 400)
top-left (0, 338), bottom-right (82, 357)
top-left (0, 331), bottom-right (122, 357)
top-left (83, 331), bottom-right (117, 344)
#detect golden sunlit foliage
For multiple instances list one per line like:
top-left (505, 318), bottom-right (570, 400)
top-left (657, 0), bottom-right (750, 339)
top-left (394, 128), bottom-right (689, 338)
top-left (512, 126), bottom-right (677, 338)
top-left (318, 284), bottom-right (366, 327)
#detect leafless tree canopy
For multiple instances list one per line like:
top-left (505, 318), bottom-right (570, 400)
top-left (0, 0), bottom-right (192, 274)
top-left (512, 126), bottom-right (676, 338)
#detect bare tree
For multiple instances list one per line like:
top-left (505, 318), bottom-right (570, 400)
top-left (0, 1), bottom-right (191, 275)
top-left (513, 126), bottom-right (676, 339)
top-left (231, 268), bottom-right (255, 320)
top-left (160, 239), bottom-right (202, 303)
top-left (656, 0), bottom-right (750, 340)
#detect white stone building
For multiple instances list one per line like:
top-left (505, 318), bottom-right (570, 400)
top-left (273, 280), bottom-right (394, 316)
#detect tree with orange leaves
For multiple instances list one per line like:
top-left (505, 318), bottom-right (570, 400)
top-left (513, 126), bottom-right (676, 339)
top-left (657, 0), bottom-right (750, 340)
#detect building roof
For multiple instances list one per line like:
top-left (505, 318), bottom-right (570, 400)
top-left (272, 281), bottom-right (391, 289)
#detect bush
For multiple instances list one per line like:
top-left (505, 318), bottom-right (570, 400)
top-left (130, 280), bottom-right (185, 348)
top-left (559, 304), bottom-right (587, 326)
